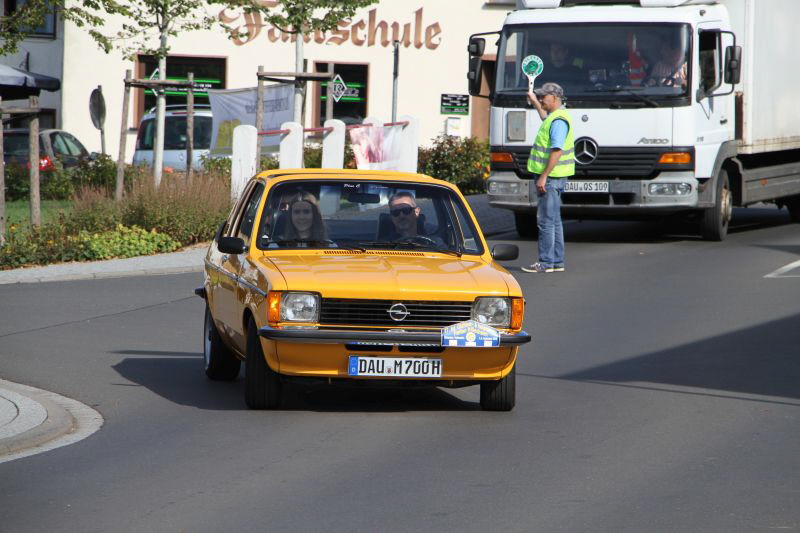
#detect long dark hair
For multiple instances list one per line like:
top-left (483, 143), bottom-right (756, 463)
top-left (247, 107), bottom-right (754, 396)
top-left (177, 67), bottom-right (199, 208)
top-left (284, 191), bottom-right (328, 240)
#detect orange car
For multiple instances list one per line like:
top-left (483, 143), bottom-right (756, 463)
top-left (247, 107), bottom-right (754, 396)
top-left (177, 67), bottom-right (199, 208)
top-left (197, 169), bottom-right (530, 410)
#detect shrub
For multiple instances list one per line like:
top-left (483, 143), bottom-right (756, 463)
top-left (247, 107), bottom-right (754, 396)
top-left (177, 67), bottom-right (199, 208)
top-left (75, 224), bottom-right (180, 260)
top-left (418, 135), bottom-right (490, 195)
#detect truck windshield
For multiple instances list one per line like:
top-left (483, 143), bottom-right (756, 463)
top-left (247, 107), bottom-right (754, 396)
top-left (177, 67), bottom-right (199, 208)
top-left (496, 23), bottom-right (691, 104)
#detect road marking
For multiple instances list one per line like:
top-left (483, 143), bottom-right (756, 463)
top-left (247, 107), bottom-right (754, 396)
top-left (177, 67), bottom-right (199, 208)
top-left (764, 258), bottom-right (800, 278)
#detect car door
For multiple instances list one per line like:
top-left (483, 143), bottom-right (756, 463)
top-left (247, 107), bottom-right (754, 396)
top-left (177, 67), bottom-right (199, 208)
top-left (217, 181), bottom-right (266, 353)
top-left (60, 132), bottom-right (89, 164)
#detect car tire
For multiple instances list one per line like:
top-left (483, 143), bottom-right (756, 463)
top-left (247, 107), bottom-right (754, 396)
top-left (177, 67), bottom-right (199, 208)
top-left (700, 170), bottom-right (732, 241)
top-left (204, 305), bottom-right (240, 380)
top-left (480, 366), bottom-right (516, 411)
top-left (785, 195), bottom-right (800, 223)
top-left (515, 212), bottom-right (538, 239)
top-left (245, 316), bottom-right (282, 409)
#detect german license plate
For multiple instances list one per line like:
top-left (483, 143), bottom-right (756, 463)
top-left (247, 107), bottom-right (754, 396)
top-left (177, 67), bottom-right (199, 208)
top-left (564, 181), bottom-right (609, 193)
top-left (348, 356), bottom-right (443, 378)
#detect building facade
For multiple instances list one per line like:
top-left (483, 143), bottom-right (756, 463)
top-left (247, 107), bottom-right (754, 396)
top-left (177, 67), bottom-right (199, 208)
top-left (2, 0), bottom-right (515, 158)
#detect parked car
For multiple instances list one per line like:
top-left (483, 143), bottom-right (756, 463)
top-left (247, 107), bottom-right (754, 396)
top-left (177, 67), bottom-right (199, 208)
top-left (2, 128), bottom-right (91, 170)
top-left (132, 105), bottom-right (213, 171)
top-left (197, 169), bottom-right (531, 411)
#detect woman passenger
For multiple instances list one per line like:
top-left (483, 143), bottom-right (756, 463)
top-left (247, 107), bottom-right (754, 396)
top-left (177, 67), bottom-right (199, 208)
top-left (283, 191), bottom-right (328, 242)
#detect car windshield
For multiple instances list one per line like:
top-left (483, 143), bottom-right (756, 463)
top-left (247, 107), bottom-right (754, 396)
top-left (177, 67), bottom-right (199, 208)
top-left (256, 180), bottom-right (484, 256)
top-left (136, 115), bottom-right (213, 150)
top-left (495, 23), bottom-right (691, 106)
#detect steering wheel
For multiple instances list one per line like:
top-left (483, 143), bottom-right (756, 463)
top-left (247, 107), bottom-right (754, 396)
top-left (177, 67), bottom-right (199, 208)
top-left (397, 235), bottom-right (438, 246)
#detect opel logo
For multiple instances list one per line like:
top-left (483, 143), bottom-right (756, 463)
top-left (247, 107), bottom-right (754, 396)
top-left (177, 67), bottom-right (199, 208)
top-left (575, 137), bottom-right (599, 166)
top-left (388, 303), bottom-right (410, 322)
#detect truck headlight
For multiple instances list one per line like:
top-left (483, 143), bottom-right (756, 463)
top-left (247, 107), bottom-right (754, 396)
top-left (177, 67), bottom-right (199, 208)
top-left (648, 183), bottom-right (692, 196)
top-left (280, 292), bottom-right (320, 322)
top-left (472, 297), bottom-right (511, 328)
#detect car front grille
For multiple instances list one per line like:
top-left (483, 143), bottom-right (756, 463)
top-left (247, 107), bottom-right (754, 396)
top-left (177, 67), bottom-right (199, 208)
top-left (320, 298), bottom-right (473, 328)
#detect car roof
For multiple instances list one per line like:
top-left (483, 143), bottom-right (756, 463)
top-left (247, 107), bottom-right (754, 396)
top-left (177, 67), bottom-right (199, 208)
top-left (254, 168), bottom-right (456, 189)
top-left (141, 105), bottom-right (213, 120)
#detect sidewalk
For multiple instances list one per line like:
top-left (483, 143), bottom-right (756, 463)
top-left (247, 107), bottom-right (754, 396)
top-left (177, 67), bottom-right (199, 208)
top-left (0, 194), bottom-right (515, 286)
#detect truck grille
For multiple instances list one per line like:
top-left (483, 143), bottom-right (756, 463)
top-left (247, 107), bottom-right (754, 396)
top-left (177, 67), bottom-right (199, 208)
top-left (320, 298), bottom-right (473, 328)
top-left (511, 148), bottom-right (677, 179)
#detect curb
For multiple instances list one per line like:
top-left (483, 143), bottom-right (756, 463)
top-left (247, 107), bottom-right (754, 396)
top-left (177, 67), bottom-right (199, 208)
top-left (0, 379), bottom-right (104, 464)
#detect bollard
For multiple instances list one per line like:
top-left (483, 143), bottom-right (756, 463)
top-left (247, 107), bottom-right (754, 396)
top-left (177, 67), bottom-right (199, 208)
top-left (232, 125), bottom-right (258, 202)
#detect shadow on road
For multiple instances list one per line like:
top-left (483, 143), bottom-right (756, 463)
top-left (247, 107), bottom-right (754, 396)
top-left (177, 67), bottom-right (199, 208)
top-left (560, 312), bottom-right (800, 402)
top-left (491, 206), bottom-right (793, 245)
top-left (111, 351), bottom-right (480, 412)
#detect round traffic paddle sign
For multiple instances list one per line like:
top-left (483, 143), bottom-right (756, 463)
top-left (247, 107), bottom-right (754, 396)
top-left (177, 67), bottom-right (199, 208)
top-left (521, 55), bottom-right (544, 91)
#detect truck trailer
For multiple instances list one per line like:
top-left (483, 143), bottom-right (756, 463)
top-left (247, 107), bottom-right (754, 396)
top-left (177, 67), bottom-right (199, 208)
top-left (470, 0), bottom-right (800, 240)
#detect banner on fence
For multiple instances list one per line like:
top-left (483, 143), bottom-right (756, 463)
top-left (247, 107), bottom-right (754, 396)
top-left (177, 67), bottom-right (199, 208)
top-left (208, 84), bottom-right (293, 156)
top-left (349, 123), bottom-right (403, 171)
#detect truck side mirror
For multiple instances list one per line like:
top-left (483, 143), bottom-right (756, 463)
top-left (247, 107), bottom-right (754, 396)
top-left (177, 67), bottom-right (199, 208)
top-left (468, 37), bottom-right (486, 57)
top-left (724, 45), bottom-right (742, 85)
top-left (467, 56), bottom-right (484, 96)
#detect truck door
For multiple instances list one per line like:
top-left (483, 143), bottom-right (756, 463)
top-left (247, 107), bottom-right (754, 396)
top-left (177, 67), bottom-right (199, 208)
top-left (693, 25), bottom-right (733, 178)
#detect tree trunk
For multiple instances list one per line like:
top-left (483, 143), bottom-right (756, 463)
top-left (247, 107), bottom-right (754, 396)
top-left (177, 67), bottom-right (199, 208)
top-left (153, 32), bottom-right (168, 187)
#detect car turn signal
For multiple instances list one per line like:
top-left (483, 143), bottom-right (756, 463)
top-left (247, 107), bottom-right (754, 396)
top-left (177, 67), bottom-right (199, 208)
top-left (510, 298), bottom-right (524, 331)
top-left (658, 152), bottom-right (692, 164)
top-left (267, 291), bottom-right (281, 325)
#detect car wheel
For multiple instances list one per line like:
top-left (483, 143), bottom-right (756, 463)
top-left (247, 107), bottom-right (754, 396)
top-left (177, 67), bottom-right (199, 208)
top-left (245, 316), bottom-right (282, 409)
top-left (480, 366), bottom-right (516, 411)
top-left (700, 170), bottom-right (732, 241)
top-left (785, 195), bottom-right (800, 223)
top-left (204, 305), bottom-right (240, 380)
top-left (515, 212), bottom-right (538, 239)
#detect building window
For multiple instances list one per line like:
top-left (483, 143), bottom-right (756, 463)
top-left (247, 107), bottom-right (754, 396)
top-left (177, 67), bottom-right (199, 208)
top-left (315, 62), bottom-right (369, 127)
top-left (136, 55), bottom-right (226, 121)
top-left (6, 108), bottom-right (56, 129)
top-left (4, 0), bottom-right (56, 37)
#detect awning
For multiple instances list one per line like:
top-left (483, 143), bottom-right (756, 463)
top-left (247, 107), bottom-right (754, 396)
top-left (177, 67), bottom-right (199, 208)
top-left (0, 64), bottom-right (61, 100)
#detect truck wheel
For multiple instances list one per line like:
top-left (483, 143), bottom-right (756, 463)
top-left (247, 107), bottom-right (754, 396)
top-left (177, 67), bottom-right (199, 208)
top-left (514, 212), bottom-right (538, 239)
top-left (203, 305), bottom-right (240, 380)
top-left (700, 170), bottom-right (732, 241)
top-left (245, 316), bottom-right (282, 409)
top-left (786, 196), bottom-right (800, 223)
top-left (480, 366), bottom-right (516, 411)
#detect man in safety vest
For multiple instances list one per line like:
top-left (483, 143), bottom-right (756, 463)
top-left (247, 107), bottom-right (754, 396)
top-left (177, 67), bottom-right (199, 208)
top-left (521, 82), bottom-right (574, 273)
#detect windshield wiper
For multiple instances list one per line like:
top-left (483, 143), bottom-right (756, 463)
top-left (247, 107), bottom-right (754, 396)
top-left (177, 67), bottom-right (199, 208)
top-left (262, 239), bottom-right (339, 248)
top-left (358, 241), bottom-right (462, 257)
top-left (587, 85), bottom-right (660, 108)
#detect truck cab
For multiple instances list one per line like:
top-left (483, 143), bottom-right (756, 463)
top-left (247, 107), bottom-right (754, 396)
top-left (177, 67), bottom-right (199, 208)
top-left (472, 0), bottom-right (751, 240)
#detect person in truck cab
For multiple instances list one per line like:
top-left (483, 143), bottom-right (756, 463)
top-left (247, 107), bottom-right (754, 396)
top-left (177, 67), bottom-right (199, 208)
top-left (647, 36), bottom-right (688, 88)
top-left (522, 82), bottom-right (574, 274)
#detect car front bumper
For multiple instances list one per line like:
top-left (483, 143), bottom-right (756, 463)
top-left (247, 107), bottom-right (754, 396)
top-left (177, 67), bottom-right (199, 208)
top-left (259, 325), bottom-right (531, 346)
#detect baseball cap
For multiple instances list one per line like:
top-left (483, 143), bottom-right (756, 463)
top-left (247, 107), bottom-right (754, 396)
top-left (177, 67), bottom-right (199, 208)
top-left (534, 82), bottom-right (565, 99)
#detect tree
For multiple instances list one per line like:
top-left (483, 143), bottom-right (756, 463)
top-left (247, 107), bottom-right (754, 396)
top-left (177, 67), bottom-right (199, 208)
top-left (0, 0), bottom-right (124, 57)
top-left (103, 0), bottom-right (216, 186)
top-left (220, 0), bottom-right (378, 123)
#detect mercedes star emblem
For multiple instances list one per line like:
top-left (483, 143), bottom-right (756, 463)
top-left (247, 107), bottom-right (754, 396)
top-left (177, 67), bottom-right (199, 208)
top-left (388, 303), bottom-right (410, 322)
top-left (574, 137), bottom-right (599, 165)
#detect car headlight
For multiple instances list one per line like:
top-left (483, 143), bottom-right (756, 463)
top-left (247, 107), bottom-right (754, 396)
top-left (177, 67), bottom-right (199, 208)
top-left (280, 292), bottom-right (320, 322)
top-left (472, 297), bottom-right (511, 328)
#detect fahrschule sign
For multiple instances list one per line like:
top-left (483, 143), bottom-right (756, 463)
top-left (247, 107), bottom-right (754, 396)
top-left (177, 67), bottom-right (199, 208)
top-left (219, 5), bottom-right (442, 50)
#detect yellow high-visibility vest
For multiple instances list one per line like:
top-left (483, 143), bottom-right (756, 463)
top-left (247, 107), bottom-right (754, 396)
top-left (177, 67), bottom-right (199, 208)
top-left (527, 109), bottom-right (575, 177)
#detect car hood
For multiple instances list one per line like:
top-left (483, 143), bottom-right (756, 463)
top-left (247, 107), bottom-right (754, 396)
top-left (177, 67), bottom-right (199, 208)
top-left (263, 253), bottom-right (512, 300)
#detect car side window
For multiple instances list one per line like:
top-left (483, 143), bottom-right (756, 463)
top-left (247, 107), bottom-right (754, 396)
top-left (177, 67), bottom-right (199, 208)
top-left (235, 182), bottom-right (265, 244)
top-left (61, 133), bottom-right (87, 157)
top-left (51, 133), bottom-right (70, 156)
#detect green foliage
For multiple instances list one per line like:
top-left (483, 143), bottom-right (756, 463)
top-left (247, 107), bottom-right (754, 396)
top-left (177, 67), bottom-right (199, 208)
top-left (223, 0), bottom-right (377, 34)
top-left (76, 224), bottom-right (180, 260)
top-left (418, 135), bottom-right (490, 195)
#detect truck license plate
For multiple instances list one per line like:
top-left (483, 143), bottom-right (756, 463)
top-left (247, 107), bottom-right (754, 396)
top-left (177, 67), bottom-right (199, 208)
top-left (348, 356), bottom-right (443, 378)
top-left (564, 181), bottom-right (609, 193)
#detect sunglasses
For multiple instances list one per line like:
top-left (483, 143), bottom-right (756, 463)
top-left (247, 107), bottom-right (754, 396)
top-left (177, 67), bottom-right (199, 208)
top-left (390, 206), bottom-right (414, 217)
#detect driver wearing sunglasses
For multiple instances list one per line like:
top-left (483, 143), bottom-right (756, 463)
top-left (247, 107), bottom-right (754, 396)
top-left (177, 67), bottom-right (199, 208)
top-left (388, 192), bottom-right (423, 238)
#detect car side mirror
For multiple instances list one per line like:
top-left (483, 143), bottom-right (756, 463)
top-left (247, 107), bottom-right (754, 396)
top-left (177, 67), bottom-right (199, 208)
top-left (218, 236), bottom-right (246, 255)
top-left (491, 244), bottom-right (518, 261)
top-left (724, 45), bottom-right (742, 85)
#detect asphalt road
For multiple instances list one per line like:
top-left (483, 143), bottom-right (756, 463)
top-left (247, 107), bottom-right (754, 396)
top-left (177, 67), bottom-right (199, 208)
top-left (1, 208), bottom-right (798, 533)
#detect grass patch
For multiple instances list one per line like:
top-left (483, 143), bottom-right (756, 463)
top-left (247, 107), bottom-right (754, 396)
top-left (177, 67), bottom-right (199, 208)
top-left (4, 199), bottom-right (73, 228)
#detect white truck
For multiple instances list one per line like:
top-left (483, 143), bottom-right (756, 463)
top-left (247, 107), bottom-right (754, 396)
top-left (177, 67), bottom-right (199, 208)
top-left (469, 0), bottom-right (800, 240)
